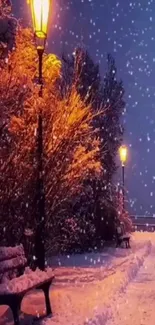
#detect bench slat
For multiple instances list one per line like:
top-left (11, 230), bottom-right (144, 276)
top-left (0, 255), bottom-right (27, 274)
top-left (0, 245), bottom-right (25, 262)
top-left (0, 268), bottom-right (54, 295)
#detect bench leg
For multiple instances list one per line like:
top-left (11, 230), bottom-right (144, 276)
top-left (125, 239), bottom-right (130, 248)
top-left (116, 239), bottom-right (121, 247)
top-left (12, 305), bottom-right (20, 325)
top-left (41, 282), bottom-right (52, 316)
top-left (10, 297), bottom-right (22, 325)
top-left (128, 240), bottom-right (131, 249)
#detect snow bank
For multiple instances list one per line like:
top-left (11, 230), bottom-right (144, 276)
top-left (83, 237), bottom-right (152, 325)
top-left (37, 233), bottom-right (152, 325)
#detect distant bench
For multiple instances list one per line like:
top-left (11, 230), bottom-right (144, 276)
top-left (116, 223), bottom-right (131, 248)
top-left (0, 245), bottom-right (54, 325)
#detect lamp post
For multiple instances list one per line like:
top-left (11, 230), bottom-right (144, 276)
top-left (119, 145), bottom-right (127, 211)
top-left (28, 0), bottom-right (51, 270)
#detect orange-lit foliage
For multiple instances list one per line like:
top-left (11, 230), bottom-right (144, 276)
top-left (0, 27), bottom-right (101, 245)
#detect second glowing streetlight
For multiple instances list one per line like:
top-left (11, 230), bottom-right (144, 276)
top-left (119, 145), bottom-right (127, 210)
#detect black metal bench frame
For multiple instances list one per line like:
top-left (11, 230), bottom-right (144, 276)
top-left (116, 235), bottom-right (130, 248)
top-left (116, 223), bottom-right (131, 249)
top-left (0, 245), bottom-right (54, 325)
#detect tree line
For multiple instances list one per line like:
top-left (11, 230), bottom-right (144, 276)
top-left (0, 2), bottom-right (131, 259)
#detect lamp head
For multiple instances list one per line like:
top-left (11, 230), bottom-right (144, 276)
top-left (28, 0), bottom-right (51, 48)
top-left (119, 145), bottom-right (127, 166)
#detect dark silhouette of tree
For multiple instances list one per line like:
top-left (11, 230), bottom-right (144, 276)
top-left (0, 0), bottom-right (17, 60)
top-left (62, 49), bottom-right (126, 244)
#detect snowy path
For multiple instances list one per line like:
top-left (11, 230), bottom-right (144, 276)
top-left (107, 245), bottom-right (155, 325)
top-left (0, 232), bottom-right (153, 325)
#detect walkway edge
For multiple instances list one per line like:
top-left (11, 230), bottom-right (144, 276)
top-left (84, 240), bottom-right (152, 325)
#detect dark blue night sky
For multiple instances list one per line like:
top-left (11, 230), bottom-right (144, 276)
top-left (12, 0), bottom-right (155, 216)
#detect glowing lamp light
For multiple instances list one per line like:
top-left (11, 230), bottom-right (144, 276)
top-left (28, 0), bottom-right (51, 40)
top-left (119, 145), bottom-right (127, 166)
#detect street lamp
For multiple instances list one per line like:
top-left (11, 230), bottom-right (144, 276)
top-left (119, 145), bottom-right (127, 210)
top-left (28, 0), bottom-right (51, 270)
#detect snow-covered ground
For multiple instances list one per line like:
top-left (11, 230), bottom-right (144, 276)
top-left (0, 232), bottom-right (154, 325)
top-left (106, 237), bottom-right (155, 325)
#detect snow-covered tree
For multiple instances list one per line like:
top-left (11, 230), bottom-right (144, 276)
top-left (0, 28), bottom-right (101, 252)
top-left (62, 49), bottom-right (126, 243)
top-left (62, 50), bottom-right (124, 181)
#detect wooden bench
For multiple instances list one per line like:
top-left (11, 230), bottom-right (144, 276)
top-left (116, 223), bottom-right (131, 248)
top-left (0, 245), bottom-right (54, 325)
